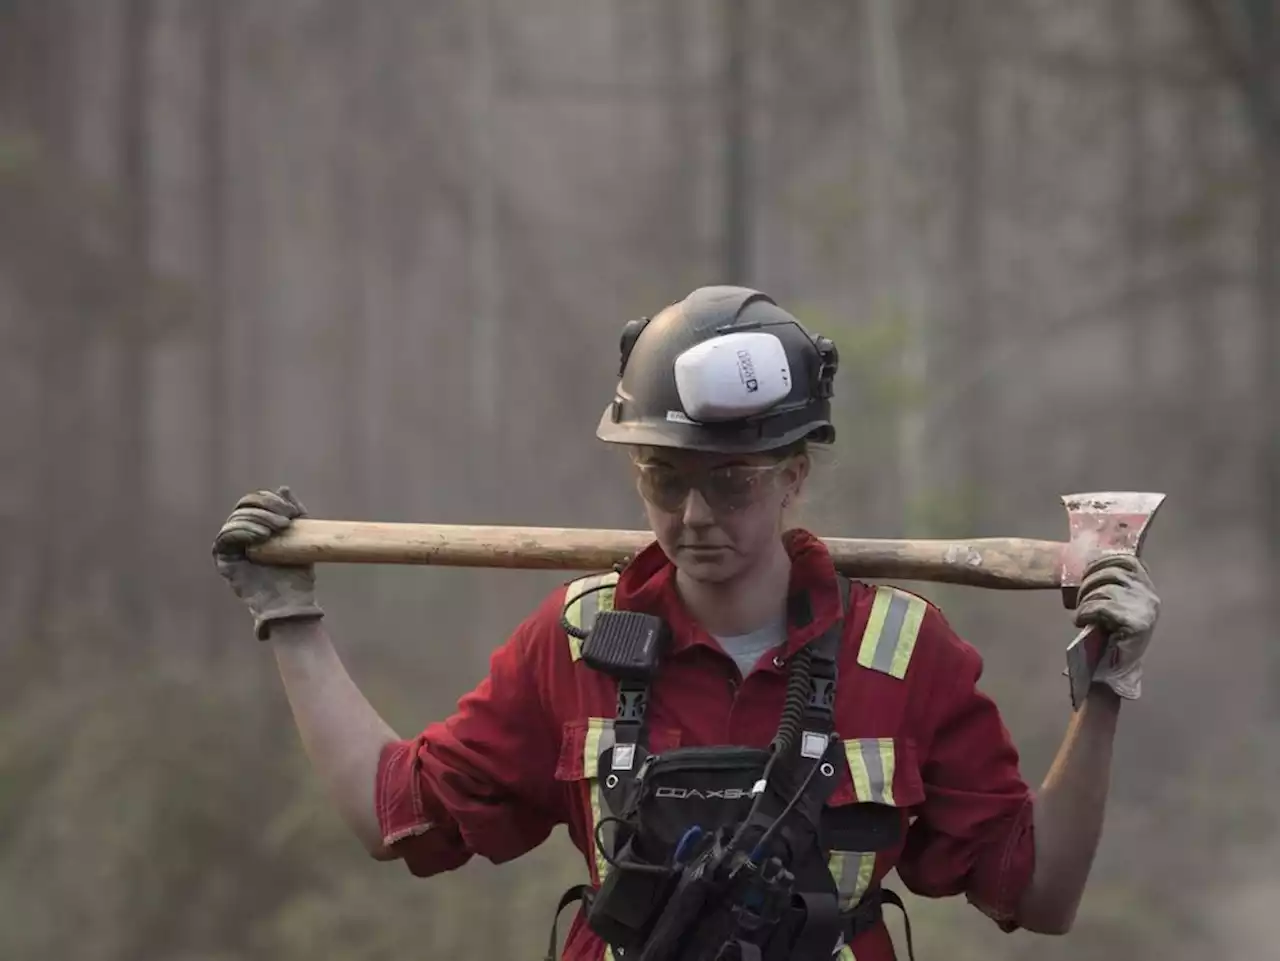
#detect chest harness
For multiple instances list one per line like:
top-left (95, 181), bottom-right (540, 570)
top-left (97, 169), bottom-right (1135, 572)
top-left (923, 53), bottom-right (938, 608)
top-left (544, 575), bottom-right (915, 961)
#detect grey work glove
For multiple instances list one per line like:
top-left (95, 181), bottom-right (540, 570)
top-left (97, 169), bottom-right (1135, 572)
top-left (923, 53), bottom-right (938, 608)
top-left (212, 486), bottom-right (324, 640)
top-left (1072, 553), bottom-right (1160, 699)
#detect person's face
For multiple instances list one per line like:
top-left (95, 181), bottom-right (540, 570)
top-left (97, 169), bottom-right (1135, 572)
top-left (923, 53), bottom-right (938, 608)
top-left (631, 445), bottom-right (809, 585)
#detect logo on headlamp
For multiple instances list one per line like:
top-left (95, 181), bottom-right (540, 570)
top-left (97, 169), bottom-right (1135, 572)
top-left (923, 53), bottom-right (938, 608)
top-left (736, 349), bottom-right (759, 392)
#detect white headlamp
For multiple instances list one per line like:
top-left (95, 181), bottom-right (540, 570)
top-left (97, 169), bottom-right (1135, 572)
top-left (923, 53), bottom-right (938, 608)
top-left (672, 331), bottom-right (793, 422)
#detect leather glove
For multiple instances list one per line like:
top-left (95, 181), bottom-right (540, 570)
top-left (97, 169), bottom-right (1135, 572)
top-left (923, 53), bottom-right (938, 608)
top-left (212, 486), bottom-right (324, 640)
top-left (1072, 553), bottom-right (1160, 699)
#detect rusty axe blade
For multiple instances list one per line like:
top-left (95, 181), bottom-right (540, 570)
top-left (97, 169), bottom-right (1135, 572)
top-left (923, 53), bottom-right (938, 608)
top-left (1059, 491), bottom-right (1166, 710)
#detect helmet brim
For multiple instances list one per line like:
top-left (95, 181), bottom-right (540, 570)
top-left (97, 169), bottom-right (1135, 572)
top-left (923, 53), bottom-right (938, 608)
top-left (595, 406), bottom-right (833, 455)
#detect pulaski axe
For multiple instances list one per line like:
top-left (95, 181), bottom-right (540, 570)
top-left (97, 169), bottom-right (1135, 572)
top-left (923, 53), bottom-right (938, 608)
top-left (249, 490), bottom-right (1164, 710)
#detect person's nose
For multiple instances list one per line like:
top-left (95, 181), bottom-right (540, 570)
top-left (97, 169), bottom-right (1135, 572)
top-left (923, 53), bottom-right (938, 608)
top-left (682, 486), bottom-right (715, 528)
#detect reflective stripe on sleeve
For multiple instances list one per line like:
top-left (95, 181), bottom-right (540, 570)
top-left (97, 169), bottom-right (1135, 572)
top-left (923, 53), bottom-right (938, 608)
top-left (827, 849), bottom-right (878, 911)
top-left (844, 738), bottom-right (897, 806)
top-left (582, 717), bottom-right (616, 884)
top-left (856, 586), bottom-right (926, 679)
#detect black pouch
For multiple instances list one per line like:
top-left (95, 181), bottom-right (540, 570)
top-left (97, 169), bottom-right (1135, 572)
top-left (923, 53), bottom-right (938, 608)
top-left (586, 747), bottom-right (765, 951)
top-left (626, 746), bottom-right (771, 862)
top-left (585, 834), bottom-right (680, 949)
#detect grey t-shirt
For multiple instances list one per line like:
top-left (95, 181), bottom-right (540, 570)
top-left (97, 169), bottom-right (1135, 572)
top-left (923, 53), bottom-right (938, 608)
top-left (712, 617), bottom-right (788, 678)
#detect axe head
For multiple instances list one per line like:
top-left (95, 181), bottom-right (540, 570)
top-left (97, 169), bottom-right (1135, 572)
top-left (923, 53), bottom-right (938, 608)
top-left (1059, 491), bottom-right (1165, 711)
top-left (1059, 491), bottom-right (1166, 608)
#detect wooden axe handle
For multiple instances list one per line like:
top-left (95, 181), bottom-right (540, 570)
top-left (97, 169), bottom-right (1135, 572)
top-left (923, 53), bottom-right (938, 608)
top-left (247, 519), bottom-right (1068, 590)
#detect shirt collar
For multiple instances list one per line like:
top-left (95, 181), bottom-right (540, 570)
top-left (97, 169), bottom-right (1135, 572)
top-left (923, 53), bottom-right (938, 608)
top-left (612, 528), bottom-right (844, 659)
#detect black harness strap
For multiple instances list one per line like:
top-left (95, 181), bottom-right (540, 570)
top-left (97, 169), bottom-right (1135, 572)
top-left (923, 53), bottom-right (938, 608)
top-left (613, 676), bottom-right (648, 767)
top-left (798, 575), bottom-right (849, 744)
top-left (790, 890), bottom-right (842, 960)
top-left (767, 576), bottom-right (850, 961)
top-left (543, 884), bottom-right (591, 961)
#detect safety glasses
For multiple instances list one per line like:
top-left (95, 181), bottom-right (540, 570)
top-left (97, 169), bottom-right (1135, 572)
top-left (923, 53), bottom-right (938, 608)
top-left (633, 460), bottom-right (788, 514)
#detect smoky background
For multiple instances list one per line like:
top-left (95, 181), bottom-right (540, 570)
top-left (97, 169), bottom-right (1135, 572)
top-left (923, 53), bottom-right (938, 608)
top-left (1, 2), bottom-right (1276, 959)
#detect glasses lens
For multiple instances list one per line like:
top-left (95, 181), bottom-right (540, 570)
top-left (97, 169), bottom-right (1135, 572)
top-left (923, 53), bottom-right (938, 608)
top-left (636, 463), bottom-right (779, 513)
top-left (636, 465), bottom-right (692, 512)
top-left (702, 465), bottom-right (774, 511)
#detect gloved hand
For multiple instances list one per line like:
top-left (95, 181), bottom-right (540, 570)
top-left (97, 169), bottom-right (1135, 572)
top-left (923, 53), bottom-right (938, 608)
top-left (1072, 553), bottom-right (1160, 699)
top-left (212, 486), bottom-right (324, 640)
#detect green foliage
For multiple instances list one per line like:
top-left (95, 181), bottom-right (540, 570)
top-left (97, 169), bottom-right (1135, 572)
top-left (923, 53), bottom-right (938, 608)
top-left (0, 656), bottom-right (592, 961)
top-left (783, 174), bottom-right (866, 266)
top-left (0, 130), bottom-right (40, 176)
top-left (788, 298), bottom-right (984, 537)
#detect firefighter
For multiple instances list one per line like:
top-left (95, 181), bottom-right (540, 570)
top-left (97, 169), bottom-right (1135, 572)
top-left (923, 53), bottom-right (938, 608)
top-left (213, 286), bottom-right (1160, 961)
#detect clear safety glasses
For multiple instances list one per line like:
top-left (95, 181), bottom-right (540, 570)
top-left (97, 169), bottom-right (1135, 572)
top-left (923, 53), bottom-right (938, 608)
top-left (633, 461), bottom-right (788, 514)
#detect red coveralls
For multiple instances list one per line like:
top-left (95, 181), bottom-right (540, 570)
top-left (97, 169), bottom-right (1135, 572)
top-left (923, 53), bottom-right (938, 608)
top-left (376, 530), bottom-right (1036, 961)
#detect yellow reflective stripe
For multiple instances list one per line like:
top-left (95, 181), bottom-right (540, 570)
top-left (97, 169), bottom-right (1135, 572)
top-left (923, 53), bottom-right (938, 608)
top-left (877, 739), bottom-right (896, 806)
top-left (844, 738), bottom-right (896, 806)
top-left (603, 946), bottom-right (617, 961)
top-left (827, 850), bottom-right (877, 909)
top-left (564, 572), bottom-right (620, 660)
top-left (835, 945), bottom-right (857, 961)
top-left (828, 849), bottom-right (843, 890)
top-left (582, 717), bottom-right (614, 883)
top-left (856, 586), bottom-right (926, 679)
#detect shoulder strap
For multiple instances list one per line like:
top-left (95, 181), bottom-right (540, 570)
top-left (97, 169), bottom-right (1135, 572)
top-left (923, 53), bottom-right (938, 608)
top-left (798, 575), bottom-right (852, 747)
top-left (562, 572), bottom-right (658, 806)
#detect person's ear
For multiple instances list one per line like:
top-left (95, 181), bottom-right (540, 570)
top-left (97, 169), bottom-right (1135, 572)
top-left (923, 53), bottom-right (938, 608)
top-left (782, 454), bottom-right (809, 497)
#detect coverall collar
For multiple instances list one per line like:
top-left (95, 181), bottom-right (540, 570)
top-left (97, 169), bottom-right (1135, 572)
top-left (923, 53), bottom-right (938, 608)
top-left (612, 528), bottom-right (844, 661)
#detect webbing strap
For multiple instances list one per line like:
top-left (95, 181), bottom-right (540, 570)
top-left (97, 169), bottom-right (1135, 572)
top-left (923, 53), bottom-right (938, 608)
top-left (543, 884), bottom-right (591, 961)
top-left (836, 887), bottom-right (914, 961)
top-left (792, 575), bottom-right (851, 763)
top-left (610, 676), bottom-right (648, 775)
top-left (790, 891), bottom-right (842, 961)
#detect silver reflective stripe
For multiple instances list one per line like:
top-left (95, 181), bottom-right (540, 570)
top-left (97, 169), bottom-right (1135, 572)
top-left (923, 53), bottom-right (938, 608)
top-left (845, 738), bottom-right (896, 806)
top-left (863, 740), bottom-right (887, 804)
top-left (828, 850), bottom-right (877, 910)
top-left (871, 591), bottom-right (910, 673)
top-left (856, 586), bottom-right (926, 679)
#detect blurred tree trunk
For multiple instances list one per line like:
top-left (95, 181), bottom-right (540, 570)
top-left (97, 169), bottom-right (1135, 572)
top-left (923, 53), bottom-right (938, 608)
top-left (952, 7), bottom-right (991, 527)
top-left (22, 0), bottom-right (82, 659)
top-left (1179, 35), bottom-right (1219, 507)
top-left (662, 0), bottom-right (698, 290)
top-left (116, 0), bottom-right (154, 641)
top-left (1119, 0), bottom-right (1151, 458)
top-left (1185, 0), bottom-right (1280, 702)
top-left (337, 8), bottom-right (370, 510)
top-left (202, 0), bottom-right (230, 652)
top-left (468, 0), bottom-right (501, 441)
top-left (865, 0), bottom-right (926, 528)
top-left (720, 0), bottom-right (752, 283)
top-left (1245, 0), bottom-right (1279, 703)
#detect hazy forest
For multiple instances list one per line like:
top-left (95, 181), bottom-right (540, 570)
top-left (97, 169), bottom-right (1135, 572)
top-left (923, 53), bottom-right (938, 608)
top-left (1, 1), bottom-right (1277, 960)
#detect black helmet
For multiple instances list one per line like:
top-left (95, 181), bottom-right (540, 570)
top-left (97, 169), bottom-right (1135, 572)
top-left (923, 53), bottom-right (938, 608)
top-left (596, 286), bottom-right (839, 454)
